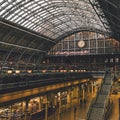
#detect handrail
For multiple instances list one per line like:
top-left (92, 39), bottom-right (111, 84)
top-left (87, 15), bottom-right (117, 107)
top-left (0, 72), bottom-right (92, 93)
top-left (104, 101), bottom-right (113, 120)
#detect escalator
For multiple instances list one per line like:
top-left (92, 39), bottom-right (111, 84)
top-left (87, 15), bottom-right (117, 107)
top-left (87, 71), bottom-right (113, 120)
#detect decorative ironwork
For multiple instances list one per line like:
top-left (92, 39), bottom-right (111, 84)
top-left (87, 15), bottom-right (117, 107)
top-left (0, 0), bottom-right (110, 40)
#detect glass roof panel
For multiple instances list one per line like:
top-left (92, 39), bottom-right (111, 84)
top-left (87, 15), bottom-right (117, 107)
top-left (0, 0), bottom-right (110, 40)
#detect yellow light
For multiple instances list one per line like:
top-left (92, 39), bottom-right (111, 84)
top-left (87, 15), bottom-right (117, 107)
top-left (15, 70), bottom-right (20, 74)
top-left (42, 70), bottom-right (46, 73)
top-left (7, 70), bottom-right (12, 74)
top-left (60, 70), bottom-right (63, 72)
top-left (28, 70), bottom-right (32, 73)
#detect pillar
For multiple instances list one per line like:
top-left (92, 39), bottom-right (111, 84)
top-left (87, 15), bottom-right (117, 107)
top-left (57, 100), bottom-right (61, 120)
top-left (119, 98), bottom-right (120, 120)
top-left (92, 81), bottom-right (94, 95)
top-left (82, 88), bottom-right (85, 100)
top-left (43, 95), bottom-right (48, 120)
top-left (8, 105), bottom-right (12, 120)
top-left (45, 102), bottom-right (48, 120)
top-left (39, 96), bottom-right (42, 110)
top-left (24, 99), bottom-right (29, 120)
top-left (67, 89), bottom-right (72, 109)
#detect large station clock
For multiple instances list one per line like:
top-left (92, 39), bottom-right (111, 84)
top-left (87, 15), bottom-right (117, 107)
top-left (78, 40), bottom-right (85, 48)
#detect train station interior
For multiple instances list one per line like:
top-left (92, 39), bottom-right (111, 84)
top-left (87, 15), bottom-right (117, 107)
top-left (0, 0), bottom-right (120, 120)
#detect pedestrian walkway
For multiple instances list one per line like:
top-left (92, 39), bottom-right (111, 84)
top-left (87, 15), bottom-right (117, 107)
top-left (48, 92), bottom-right (119, 120)
top-left (48, 91), bottom-right (93, 120)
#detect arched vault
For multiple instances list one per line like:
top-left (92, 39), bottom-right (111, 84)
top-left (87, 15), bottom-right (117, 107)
top-left (0, 0), bottom-right (119, 67)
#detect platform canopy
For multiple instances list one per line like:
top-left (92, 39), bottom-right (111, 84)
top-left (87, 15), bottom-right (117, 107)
top-left (0, 0), bottom-right (111, 41)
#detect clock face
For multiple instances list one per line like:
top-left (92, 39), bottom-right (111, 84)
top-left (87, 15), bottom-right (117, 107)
top-left (78, 40), bottom-right (85, 48)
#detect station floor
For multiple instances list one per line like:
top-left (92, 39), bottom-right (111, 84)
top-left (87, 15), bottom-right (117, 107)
top-left (48, 92), bottom-right (119, 120)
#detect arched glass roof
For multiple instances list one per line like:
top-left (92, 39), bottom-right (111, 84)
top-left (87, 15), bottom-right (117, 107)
top-left (0, 0), bottom-right (110, 40)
